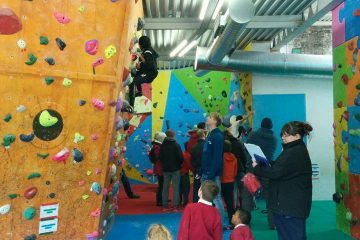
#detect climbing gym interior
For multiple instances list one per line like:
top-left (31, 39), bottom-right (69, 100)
top-left (0, 0), bottom-right (359, 239)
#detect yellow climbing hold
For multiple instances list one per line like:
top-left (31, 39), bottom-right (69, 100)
top-left (78, 5), bottom-right (85, 13)
top-left (39, 110), bottom-right (58, 127)
top-left (63, 78), bottom-right (72, 87)
top-left (82, 194), bottom-right (89, 200)
top-left (105, 45), bottom-right (117, 59)
top-left (74, 132), bottom-right (85, 143)
top-left (86, 170), bottom-right (92, 176)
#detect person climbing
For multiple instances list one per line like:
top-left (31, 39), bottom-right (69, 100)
top-left (128, 35), bottom-right (159, 106)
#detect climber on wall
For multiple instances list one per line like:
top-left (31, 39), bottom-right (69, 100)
top-left (128, 35), bottom-right (159, 106)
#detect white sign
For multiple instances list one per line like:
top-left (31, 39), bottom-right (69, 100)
top-left (39, 203), bottom-right (59, 235)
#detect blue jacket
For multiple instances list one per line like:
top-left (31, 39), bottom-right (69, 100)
top-left (201, 128), bottom-right (224, 180)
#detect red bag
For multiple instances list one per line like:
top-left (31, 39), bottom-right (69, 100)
top-left (242, 173), bottom-right (261, 195)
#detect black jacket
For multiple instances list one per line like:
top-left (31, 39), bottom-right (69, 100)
top-left (247, 128), bottom-right (277, 161)
top-left (190, 139), bottom-right (205, 175)
top-left (253, 139), bottom-right (312, 219)
top-left (139, 48), bottom-right (159, 76)
top-left (159, 137), bottom-right (183, 172)
top-left (227, 135), bottom-right (246, 174)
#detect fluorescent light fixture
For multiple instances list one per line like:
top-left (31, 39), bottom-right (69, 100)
top-left (212, 0), bottom-right (225, 20)
top-left (169, 40), bottom-right (188, 57)
top-left (178, 40), bottom-right (198, 57)
top-left (199, 0), bottom-right (210, 20)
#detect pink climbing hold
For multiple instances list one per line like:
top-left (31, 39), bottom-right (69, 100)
top-left (0, 8), bottom-right (22, 35)
top-left (92, 98), bottom-right (105, 111)
top-left (91, 208), bottom-right (100, 217)
top-left (85, 39), bottom-right (99, 55)
top-left (91, 134), bottom-right (98, 140)
top-left (229, 104), bottom-right (234, 111)
top-left (146, 169), bottom-right (153, 176)
top-left (79, 180), bottom-right (85, 186)
top-left (92, 58), bottom-right (104, 68)
top-left (52, 147), bottom-right (69, 164)
top-left (54, 12), bottom-right (71, 24)
top-left (96, 168), bottom-right (102, 174)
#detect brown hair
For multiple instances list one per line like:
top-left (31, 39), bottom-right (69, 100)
top-left (281, 121), bottom-right (313, 138)
top-left (147, 223), bottom-right (172, 240)
top-left (165, 129), bottom-right (175, 138)
top-left (196, 129), bottom-right (205, 139)
top-left (209, 112), bottom-right (222, 127)
top-left (200, 180), bottom-right (219, 202)
top-left (235, 208), bottom-right (251, 225)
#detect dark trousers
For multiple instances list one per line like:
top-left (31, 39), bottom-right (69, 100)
top-left (193, 176), bottom-right (201, 203)
top-left (221, 182), bottom-right (235, 225)
top-left (236, 174), bottom-right (253, 213)
top-left (129, 72), bottom-right (157, 106)
top-left (180, 173), bottom-right (190, 206)
top-left (121, 169), bottom-right (134, 198)
top-left (273, 213), bottom-right (306, 240)
top-left (261, 177), bottom-right (275, 228)
top-left (156, 175), bottom-right (164, 205)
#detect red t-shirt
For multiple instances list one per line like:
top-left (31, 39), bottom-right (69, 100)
top-left (230, 224), bottom-right (254, 240)
top-left (177, 201), bottom-right (222, 240)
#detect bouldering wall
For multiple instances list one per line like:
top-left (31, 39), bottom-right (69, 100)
top-left (121, 68), bottom-right (253, 184)
top-left (333, 0), bottom-right (360, 238)
top-left (0, 0), bottom-right (137, 239)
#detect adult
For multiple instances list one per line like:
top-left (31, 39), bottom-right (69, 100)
top-left (253, 121), bottom-right (313, 240)
top-left (246, 117), bottom-right (277, 229)
top-left (129, 36), bottom-right (159, 106)
top-left (120, 169), bottom-right (140, 199)
top-left (200, 112), bottom-right (225, 222)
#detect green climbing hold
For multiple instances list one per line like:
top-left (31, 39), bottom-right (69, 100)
top-left (356, 84), bottom-right (360, 90)
top-left (8, 194), bottom-right (18, 199)
top-left (153, 102), bottom-right (158, 108)
top-left (37, 153), bottom-right (49, 159)
top-left (39, 110), bottom-right (58, 127)
top-left (355, 114), bottom-right (360, 122)
top-left (40, 36), bottom-right (49, 45)
top-left (2, 134), bottom-right (15, 148)
top-left (25, 53), bottom-right (37, 65)
top-left (27, 173), bottom-right (41, 180)
top-left (4, 113), bottom-right (11, 122)
top-left (23, 207), bottom-right (36, 220)
top-left (44, 77), bottom-right (54, 85)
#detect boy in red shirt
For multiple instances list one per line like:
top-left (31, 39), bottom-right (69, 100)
top-left (177, 180), bottom-right (222, 240)
top-left (230, 208), bottom-right (254, 240)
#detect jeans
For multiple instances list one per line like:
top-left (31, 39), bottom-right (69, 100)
top-left (162, 170), bottom-right (181, 207)
top-left (201, 174), bottom-right (225, 223)
top-left (273, 212), bottom-right (306, 240)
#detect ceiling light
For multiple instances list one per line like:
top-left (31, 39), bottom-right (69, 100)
top-left (169, 40), bottom-right (188, 57)
top-left (212, 0), bottom-right (225, 20)
top-left (199, 0), bottom-right (210, 20)
top-left (178, 40), bottom-right (198, 57)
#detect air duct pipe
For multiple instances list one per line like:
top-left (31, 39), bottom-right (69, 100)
top-left (195, 47), bottom-right (332, 76)
top-left (207, 0), bottom-right (255, 65)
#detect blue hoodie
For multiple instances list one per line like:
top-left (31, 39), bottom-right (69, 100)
top-left (201, 128), bottom-right (224, 180)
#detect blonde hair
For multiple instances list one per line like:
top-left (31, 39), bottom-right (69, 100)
top-left (147, 224), bottom-right (172, 240)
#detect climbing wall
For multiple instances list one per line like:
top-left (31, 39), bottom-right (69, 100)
top-left (333, 0), bottom-right (360, 238)
top-left (0, 0), bottom-right (137, 239)
top-left (121, 68), bottom-right (252, 184)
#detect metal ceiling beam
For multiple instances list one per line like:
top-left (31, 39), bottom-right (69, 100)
top-left (143, 15), bottom-right (317, 30)
top-left (271, 0), bottom-right (343, 50)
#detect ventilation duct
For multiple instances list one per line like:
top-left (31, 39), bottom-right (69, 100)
top-left (207, 0), bottom-right (255, 65)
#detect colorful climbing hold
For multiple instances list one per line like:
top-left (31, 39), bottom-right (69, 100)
top-left (153, 102), bottom-right (158, 108)
top-left (54, 11), bottom-right (70, 24)
top-left (4, 113), bottom-right (11, 122)
top-left (85, 39), bottom-right (99, 55)
top-left (91, 134), bottom-right (98, 140)
top-left (17, 39), bottom-right (26, 51)
top-left (8, 194), bottom-right (17, 199)
top-left (78, 5), bottom-right (86, 13)
top-left (52, 147), bottom-right (69, 164)
top-left (63, 78), bottom-right (72, 86)
top-left (0, 204), bottom-right (11, 215)
top-left (40, 36), bottom-right (49, 45)
top-left (73, 132), bottom-right (85, 143)
top-left (2, 134), bottom-right (15, 149)
top-left (16, 105), bottom-right (26, 112)
top-left (104, 44), bottom-right (117, 59)
top-left (25, 53), bottom-right (37, 65)
top-left (0, 8), bottom-right (22, 35)
top-left (39, 110), bottom-right (58, 127)
top-left (72, 148), bottom-right (84, 163)
top-left (20, 133), bottom-right (35, 142)
top-left (24, 187), bottom-right (38, 199)
top-left (82, 194), bottom-right (89, 200)
top-left (92, 98), bottom-right (105, 110)
top-left (45, 57), bottom-right (55, 65)
top-left (137, 18), bottom-right (145, 31)
top-left (222, 90), bottom-right (227, 98)
top-left (23, 207), bottom-right (36, 220)
top-left (86, 170), bottom-right (92, 176)
top-left (37, 153), bottom-right (49, 159)
top-left (79, 100), bottom-right (86, 106)
top-left (91, 208), bottom-right (100, 217)
top-left (55, 37), bottom-right (66, 50)
top-left (44, 77), bottom-right (54, 85)
top-left (27, 173), bottom-right (41, 180)
top-left (24, 234), bottom-right (37, 240)
top-left (79, 180), bottom-right (85, 186)
top-left (49, 193), bottom-right (55, 198)
top-left (90, 182), bottom-right (101, 195)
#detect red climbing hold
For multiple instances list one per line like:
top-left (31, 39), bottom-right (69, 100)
top-left (0, 8), bottom-right (22, 35)
top-left (24, 187), bottom-right (38, 199)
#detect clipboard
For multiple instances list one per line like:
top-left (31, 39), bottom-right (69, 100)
top-left (244, 143), bottom-right (271, 166)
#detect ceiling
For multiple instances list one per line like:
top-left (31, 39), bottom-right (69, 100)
top-left (141, 0), bottom-right (335, 70)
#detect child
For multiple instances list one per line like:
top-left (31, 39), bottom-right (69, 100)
top-left (177, 180), bottom-right (222, 240)
top-left (221, 140), bottom-right (238, 230)
top-left (129, 36), bottom-right (159, 106)
top-left (149, 132), bottom-right (167, 206)
top-left (147, 223), bottom-right (172, 240)
top-left (230, 208), bottom-right (254, 240)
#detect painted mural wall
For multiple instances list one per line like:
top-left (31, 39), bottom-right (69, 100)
top-left (333, 0), bottom-right (360, 238)
top-left (122, 68), bottom-right (253, 184)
